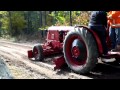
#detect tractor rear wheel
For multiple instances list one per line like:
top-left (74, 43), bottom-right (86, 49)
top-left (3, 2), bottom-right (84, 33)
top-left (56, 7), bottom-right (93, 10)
top-left (33, 44), bottom-right (44, 61)
top-left (63, 27), bottom-right (99, 74)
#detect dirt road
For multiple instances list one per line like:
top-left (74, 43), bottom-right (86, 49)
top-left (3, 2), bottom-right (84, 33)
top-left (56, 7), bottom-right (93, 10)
top-left (0, 39), bottom-right (120, 79)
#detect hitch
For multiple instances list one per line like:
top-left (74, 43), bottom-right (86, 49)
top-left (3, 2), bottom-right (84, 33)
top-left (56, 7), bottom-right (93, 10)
top-left (53, 56), bottom-right (66, 70)
top-left (28, 50), bottom-right (34, 58)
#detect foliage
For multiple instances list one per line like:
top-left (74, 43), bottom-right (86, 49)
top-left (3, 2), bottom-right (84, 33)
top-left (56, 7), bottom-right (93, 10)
top-left (38, 26), bottom-right (49, 30)
top-left (0, 11), bottom-right (90, 37)
top-left (0, 11), bottom-right (27, 36)
top-left (49, 11), bottom-right (90, 26)
top-left (0, 11), bottom-right (9, 31)
top-left (73, 11), bottom-right (90, 26)
top-left (11, 11), bottom-right (26, 36)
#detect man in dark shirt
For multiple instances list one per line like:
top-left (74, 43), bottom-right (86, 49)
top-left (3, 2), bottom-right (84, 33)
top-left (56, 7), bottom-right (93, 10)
top-left (88, 11), bottom-right (108, 55)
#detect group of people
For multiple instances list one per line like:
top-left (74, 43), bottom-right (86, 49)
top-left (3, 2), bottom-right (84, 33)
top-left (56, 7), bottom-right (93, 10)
top-left (88, 11), bottom-right (120, 56)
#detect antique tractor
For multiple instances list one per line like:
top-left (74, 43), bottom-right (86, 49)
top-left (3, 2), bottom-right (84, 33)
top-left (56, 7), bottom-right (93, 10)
top-left (27, 25), bottom-right (120, 74)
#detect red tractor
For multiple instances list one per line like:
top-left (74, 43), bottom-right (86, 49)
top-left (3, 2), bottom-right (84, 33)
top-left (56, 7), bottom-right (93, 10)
top-left (27, 25), bottom-right (120, 74)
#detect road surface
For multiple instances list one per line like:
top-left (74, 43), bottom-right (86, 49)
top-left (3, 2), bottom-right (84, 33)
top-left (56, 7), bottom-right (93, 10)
top-left (0, 39), bottom-right (120, 79)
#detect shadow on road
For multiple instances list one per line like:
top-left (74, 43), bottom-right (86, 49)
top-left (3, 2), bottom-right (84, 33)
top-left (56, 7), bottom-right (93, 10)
top-left (86, 63), bottom-right (120, 79)
top-left (29, 54), bottom-right (120, 79)
top-left (56, 63), bottom-right (120, 79)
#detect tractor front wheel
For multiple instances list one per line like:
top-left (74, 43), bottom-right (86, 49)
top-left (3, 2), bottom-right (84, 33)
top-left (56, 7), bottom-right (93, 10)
top-left (63, 27), bottom-right (99, 74)
top-left (33, 44), bottom-right (44, 61)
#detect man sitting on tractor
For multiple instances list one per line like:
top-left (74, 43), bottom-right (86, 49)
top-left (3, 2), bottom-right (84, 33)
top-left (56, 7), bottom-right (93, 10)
top-left (108, 11), bottom-right (120, 52)
top-left (88, 11), bottom-right (109, 56)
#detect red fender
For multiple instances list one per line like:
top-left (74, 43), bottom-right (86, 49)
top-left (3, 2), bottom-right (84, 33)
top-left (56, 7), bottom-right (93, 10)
top-left (88, 28), bottom-right (103, 55)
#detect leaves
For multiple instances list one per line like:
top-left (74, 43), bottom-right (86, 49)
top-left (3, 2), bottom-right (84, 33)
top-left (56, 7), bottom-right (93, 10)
top-left (11, 11), bottom-right (26, 30)
top-left (48, 11), bottom-right (90, 26)
top-left (0, 11), bottom-right (90, 37)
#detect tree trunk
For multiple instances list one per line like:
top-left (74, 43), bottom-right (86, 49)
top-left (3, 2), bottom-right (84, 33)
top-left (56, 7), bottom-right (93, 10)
top-left (39, 11), bottom-right (42, 27)
top-left (70, 11), bottom-right (72, 26)
top-left (27, 11), bottom-right (32, 34)
top-left (45, 11), bottom-right (47, 26)
top-left (8, 11), bottom-right (12, 35)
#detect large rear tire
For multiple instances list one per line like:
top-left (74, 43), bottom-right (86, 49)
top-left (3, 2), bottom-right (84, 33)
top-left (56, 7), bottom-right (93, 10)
top-left (33, 44), bottom-right (44, 61)
top-left (63, 27), bottom-right (99, 74)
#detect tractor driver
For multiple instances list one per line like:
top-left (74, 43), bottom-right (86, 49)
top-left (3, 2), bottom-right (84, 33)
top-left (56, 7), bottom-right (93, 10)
top-left (88, 11), bottom-right (109, 56)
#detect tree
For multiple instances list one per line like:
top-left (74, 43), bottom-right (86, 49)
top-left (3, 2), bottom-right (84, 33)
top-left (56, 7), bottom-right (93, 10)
top-left (70, 11), bottom-right (72, 26)
top-left (8, 11), bottom-right (12, 35)
top-left (0, 11), bottom-right (9, 36)
top-left (0, 11), bottom-right (91, 38)
top-left (11, 11), bottom-right (26, 36)
top-left (39, 11), bottom-right (42, 27)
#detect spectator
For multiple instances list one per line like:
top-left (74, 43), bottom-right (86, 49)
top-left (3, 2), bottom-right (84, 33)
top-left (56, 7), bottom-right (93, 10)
top-left (108, 11), bottom-right (120, 51)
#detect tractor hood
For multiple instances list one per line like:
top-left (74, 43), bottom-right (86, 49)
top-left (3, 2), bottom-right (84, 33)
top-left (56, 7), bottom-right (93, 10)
top-left (48, 26), bottom-right (75, 31)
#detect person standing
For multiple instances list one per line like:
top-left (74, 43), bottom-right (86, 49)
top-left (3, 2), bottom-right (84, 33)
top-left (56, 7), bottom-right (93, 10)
top-left (108, 11), bottom-right (120, 51)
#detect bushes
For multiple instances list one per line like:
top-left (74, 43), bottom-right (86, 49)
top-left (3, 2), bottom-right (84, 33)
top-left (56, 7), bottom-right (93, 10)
top-left (0, 11), bottom-right (90, 38)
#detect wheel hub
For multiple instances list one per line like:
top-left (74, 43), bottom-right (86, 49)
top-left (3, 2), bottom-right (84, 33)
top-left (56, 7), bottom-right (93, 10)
top-left (33, 47), bottom-right (38, 57)
top-left (72, 46), bottom-right (80, 58)
top-left (71, 39), bottom-right (87, 62)
top-left (64, 34), bottom-right (87, 66)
